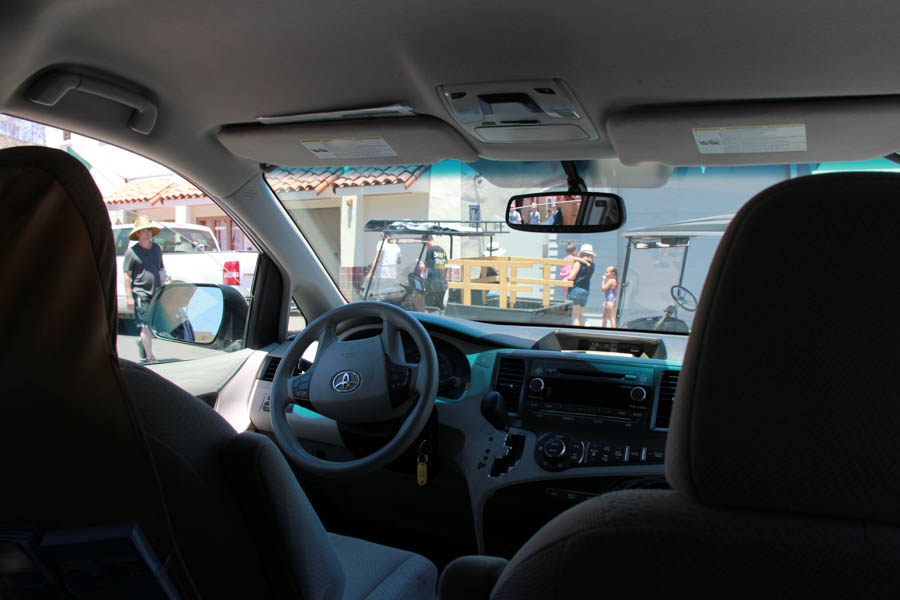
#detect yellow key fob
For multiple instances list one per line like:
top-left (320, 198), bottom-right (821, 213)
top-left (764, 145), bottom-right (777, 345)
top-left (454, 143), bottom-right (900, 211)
top-left (417, 461), bottom-right (428, 486)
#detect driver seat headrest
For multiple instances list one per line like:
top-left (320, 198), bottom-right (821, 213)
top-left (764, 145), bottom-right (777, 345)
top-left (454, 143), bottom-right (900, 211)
top-left (666, 172), bottom-right (900, 525)
top-left (0, 146), bottom-right (193, 595)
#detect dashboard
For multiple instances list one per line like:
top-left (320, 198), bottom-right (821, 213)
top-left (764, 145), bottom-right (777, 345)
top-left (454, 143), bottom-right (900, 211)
top-left (242, 314), bottom-right (682, 556)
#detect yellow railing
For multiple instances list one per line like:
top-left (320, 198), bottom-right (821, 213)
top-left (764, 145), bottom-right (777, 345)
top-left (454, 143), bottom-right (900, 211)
top-left (447, 256), bottom-right (573, 308)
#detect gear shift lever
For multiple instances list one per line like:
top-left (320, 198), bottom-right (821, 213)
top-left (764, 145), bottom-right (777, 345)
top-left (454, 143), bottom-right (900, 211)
top-left (480, 390), bottom-right (508, 431)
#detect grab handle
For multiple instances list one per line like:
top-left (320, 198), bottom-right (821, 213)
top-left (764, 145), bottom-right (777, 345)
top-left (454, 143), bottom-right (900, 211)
top-left (28, 72), bottom-right (157, 135)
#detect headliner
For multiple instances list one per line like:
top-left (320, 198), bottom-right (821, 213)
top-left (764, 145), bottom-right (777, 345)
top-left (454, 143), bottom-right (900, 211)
top-left (2, 0), bottom-right (899, 197)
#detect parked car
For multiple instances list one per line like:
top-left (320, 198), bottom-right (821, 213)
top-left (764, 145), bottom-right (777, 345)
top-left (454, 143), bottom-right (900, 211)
top-left (112, 218), bottom-right (257, 319)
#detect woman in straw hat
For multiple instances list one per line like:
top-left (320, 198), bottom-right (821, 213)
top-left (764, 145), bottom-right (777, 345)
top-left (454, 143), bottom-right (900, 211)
top-left (565, 243), bottom-right (596, 326)
top-left (123, 215), bottom-right (167, 362)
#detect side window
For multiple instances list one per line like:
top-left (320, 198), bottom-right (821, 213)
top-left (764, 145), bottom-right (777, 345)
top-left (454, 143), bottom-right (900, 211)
top-left (116, 208), bottom-right (258, 363)
top-left (288, 298), bottom-right (307, 336)
top-left (2, 113), bottom-right (259, 367)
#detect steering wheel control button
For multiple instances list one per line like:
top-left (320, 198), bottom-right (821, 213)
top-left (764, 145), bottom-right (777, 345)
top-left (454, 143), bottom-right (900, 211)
top-left (292, 376), bottom-right (311, 401)
top-left (387, 361), bottom-right (414, 407)
top-left (331, 370), bottom-right (361, 393)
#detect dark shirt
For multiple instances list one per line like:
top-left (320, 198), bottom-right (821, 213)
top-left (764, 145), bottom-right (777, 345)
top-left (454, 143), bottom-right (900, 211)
top-left (123, 242), bottom-right (164, 298)
top-left (424, 245), bottom-right (447, 283)
top-left (573, 261), bottom-right (595, 291)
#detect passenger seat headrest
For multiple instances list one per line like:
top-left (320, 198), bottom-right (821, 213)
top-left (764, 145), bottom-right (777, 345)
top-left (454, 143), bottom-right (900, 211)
top-left (666, 172), bottom-right (900, 526)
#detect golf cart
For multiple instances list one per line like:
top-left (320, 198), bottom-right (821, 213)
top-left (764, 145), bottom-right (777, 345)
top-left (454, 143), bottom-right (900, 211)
top-left (361, 219), bottom-right (576, 324)
top-left (617, 214), bottom-right (733, 332)
top-left (361, 219), bottom-right (508, 312)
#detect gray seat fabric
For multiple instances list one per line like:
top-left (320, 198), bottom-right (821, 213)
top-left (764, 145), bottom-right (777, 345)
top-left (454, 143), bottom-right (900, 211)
top-left (120, 359), bottom-right (345, 599)
top-left (437, 555), bottom-right (507, 600)
top-left (330, 533), bottom-right (438, 600)
top-left (124, 360), bottom-right (439, 600)
top-left (0, 145), bottom-right (436, 599)
top-left (449, 173), bottom-right (900, 599)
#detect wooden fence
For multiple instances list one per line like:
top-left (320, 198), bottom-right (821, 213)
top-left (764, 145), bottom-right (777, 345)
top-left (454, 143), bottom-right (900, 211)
top-left (447, 256), bottom-right (574, 308)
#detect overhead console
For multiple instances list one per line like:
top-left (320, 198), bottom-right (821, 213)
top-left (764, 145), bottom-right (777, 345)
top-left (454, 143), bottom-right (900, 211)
top-left (493, 352), bottom-right (678, 473)
top-left (438, 79), bottom-right (600, 144)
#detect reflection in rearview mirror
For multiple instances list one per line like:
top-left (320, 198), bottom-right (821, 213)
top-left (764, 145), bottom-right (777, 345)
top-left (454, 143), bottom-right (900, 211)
top-left (506, 192), bottom-right (625, 233)
top-left (581, 195), bottom-right (622, 226)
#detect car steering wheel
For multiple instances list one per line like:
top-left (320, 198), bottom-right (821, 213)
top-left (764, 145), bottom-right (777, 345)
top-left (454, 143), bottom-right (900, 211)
top-left (670, 285), bottom-right (698, 312)
top-left (270, 301), bottom-right (438, 478)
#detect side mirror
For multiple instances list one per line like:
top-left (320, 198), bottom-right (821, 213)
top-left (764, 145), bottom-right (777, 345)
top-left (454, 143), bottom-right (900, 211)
top-left (148, 283), bottom-right (248, 351)
top-left (506, 191), bottom-right (626, 233)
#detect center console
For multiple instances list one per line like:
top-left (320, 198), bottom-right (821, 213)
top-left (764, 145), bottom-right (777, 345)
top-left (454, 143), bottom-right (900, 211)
top-left (495, 353), bottom-right (677, 473)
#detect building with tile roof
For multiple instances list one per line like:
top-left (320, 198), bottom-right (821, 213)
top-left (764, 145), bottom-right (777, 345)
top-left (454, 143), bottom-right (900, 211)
top-left (266, 165), bottom-right (429, 198)
top-left (104, 176), bottom-right (205, 206)
top-left (103, 165), bottom-right (435, 260)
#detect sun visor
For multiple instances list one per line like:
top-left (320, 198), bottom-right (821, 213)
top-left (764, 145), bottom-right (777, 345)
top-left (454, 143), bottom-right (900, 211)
top-left (606, 97), bottom-right (900, 166)
top-left (217, 116), bottom-right (477, 167)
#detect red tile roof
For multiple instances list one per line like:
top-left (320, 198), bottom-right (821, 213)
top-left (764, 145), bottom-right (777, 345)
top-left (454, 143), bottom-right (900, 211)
top-left (268, 165), bottom-right (428, 196)
top-left (104, 176), bottom-right (205, 205)
top-left (105, 165), bottom-right (430, 205)
top-left (266, 167), bottom-right (343, 195)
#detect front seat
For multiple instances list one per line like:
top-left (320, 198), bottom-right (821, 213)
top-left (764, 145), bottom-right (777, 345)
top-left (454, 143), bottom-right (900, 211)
top-left (0, 146), bottom-right (437, 599)
top-left (441, 172), bottom-right (900, 599)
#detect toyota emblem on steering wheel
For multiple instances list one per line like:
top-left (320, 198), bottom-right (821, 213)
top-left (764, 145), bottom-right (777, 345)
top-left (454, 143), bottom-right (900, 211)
top-left (332, 370), bottom-right (362, 393)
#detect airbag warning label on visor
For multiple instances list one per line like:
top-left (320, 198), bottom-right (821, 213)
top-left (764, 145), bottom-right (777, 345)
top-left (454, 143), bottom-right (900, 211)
top-left (301, 137), bottom-right (398, 159)
top-left (692, 124), bottom-right (807, 154)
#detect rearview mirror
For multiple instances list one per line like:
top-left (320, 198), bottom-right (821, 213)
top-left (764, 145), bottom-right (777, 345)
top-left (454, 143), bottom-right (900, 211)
top-left (506, 192), bottom-right (626, 233)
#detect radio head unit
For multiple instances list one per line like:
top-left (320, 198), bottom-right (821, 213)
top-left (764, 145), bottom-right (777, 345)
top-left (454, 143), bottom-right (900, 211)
top-left (523, 359), bottom-right (656, 429)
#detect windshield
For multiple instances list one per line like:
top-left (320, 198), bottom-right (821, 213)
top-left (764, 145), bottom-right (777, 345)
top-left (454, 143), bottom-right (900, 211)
top-left (267, 158), bottom-right (899, 333)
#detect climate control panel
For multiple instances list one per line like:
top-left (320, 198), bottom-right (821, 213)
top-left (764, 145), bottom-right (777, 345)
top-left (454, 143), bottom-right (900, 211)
top-left (535, 432), bottom-right (665, 472)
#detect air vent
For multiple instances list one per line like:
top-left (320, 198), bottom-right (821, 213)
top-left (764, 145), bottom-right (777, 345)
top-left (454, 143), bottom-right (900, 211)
top-left (495, 357), bottom-right (525, 413)
top-left (260, 356), bottom-right (281, 381)
top-left (654, 370), bottom-right (679, 429)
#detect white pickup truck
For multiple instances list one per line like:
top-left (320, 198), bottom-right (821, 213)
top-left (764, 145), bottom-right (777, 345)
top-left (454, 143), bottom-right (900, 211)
top-left (113, 222), bottom-right (258, 319)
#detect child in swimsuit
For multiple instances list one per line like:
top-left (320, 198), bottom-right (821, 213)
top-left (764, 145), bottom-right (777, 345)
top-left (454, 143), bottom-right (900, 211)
top-left (601, 265), bottom-right (618, 328)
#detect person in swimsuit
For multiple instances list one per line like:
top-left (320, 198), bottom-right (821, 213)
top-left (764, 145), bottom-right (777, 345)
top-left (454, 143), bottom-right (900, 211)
top-left (566, 244), bottom-right (596, 326)
top-left (601, 265), bottom-right (618, 328)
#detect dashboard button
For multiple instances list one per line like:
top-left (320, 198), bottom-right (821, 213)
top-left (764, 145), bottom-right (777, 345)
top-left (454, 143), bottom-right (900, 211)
top-left (544, 438), bottom-right (567, 458)
top-left (529, 377), bottom-right (545, 393)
